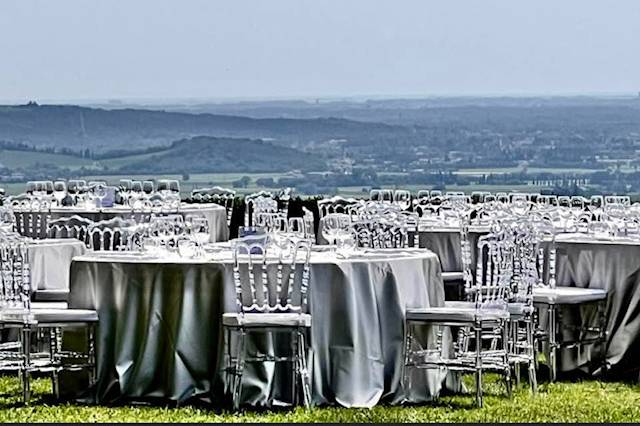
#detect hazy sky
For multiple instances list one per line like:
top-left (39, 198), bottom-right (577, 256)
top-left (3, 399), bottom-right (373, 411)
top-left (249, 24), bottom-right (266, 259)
top-left (0, 0), bottom-right (639, 102)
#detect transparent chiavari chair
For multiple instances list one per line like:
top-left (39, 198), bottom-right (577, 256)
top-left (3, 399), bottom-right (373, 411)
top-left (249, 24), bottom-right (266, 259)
top-left (496, 192), bottom-right (509, 203)
top-left (317, 196), bottom-right (359, 219)
top-left (223, 240), bottom-right (313, 410)
top-left (557, 196), bottom-right (571, 208)
top-left (532, 219), bottom-right (609, 382)
top-left (245, 191), bottom-right (278, 227)
top-left (369, 189), bottom-right (393, 203)
top-left (87, 217), bottom-right (137, 251)
top-left (537, 195), bottom-right (558, 207)
top-left (604, 195), bottom-right (631, 206)
top-left (191, 186), bottom-right (236, 227)
top-left (0, 241), bottom-right (98, 404)
top-left (46, 215), bottom-right (94, 243)
top-left (404, 232), bottom-right (513, 408)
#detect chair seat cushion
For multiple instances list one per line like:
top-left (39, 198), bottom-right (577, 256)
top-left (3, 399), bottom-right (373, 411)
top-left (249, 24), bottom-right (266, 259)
top-left (32, 290), bottom-right (69, 303)
top-left (533, 286), bottom-right (607, 305)
top-left (406, 306), bottom-right (509, 323)
top-left (445, 300), bottom-right (533, 318)
top-left (441, 272), bottom-right (464, 282)
top-left (222, 312), bottom-right (311, 328)
top-left (0, 308), bottom-right (98, 324)
top-left (31, 302), bottom-right (69, 310)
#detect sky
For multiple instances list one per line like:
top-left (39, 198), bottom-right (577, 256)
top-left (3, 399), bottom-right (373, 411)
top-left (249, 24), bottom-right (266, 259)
top-left (0, 0), bottom-right (639, 102)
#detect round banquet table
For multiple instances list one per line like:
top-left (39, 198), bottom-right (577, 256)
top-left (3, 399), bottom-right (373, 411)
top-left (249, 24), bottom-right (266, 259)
top-left (62, 246), bottom-right (449, 407)
top-left (552, 233), bottom-right (640, 379)
top-left (13, 203), bottom-right (229, 243)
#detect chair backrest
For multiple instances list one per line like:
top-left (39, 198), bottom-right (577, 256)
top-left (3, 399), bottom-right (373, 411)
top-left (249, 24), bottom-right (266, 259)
top-left (46, 215), bottom-right (95, 243)
top-left (232, 240), bottom-right (312, 314)
top-left (317, 196), bottom-right (359, 219)
top-left (245, 192), bottom-right (278, 226)
top-left (351, 219), bottom-right (408, 249)
top-left (0, 242), bottom-right (31, 310)
top-left (370, 189), bottom-right (393, 203)
top-left (472, 230), bottom-right (514, 309)
top-left (87, 217), bottom-right (137, 251)
top-left (192, 186), bottom-right (235, 226)
top-left (302, 207), bottom-right (316, 241)
top-left (605, 195), bottom-right (631, 206)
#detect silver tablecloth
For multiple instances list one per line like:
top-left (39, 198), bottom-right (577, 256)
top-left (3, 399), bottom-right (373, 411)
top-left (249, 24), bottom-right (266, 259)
top-left (14, 203), bottom-right (229, 243)
top-left (27, 239), bottom-right (87, 292)
top-left (64, 248), bottom-right (447, 407)
top-left (318, 224), bottom-right (489, 273)
top-left (553, 234), bottom-right (640, 379)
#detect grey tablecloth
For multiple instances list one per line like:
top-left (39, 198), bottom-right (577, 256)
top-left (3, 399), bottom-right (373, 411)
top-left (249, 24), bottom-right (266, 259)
top-left (318, 224), bottom-right (489, 273)
top-left (13, 203), bottom-right (229, 243)
top-left (552, 234), bottom-right (640, 379)
top-left (27, 239), bottom-right (87, 292)
top-left (64, 248), bottom-right (446, 407)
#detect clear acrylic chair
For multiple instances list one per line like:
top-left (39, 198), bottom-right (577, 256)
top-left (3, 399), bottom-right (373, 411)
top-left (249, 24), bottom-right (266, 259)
top-left (223, 239), bottom-right (313, 410)
top-left (532, 221), bottom-right (609, 381)
top-left (403, 233), bottom-right (513, 407)
top-left (0, 241), bottom-right (98, 404)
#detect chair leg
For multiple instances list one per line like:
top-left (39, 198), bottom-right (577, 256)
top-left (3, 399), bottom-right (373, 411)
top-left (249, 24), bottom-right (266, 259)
top-left (548, 305), bottom-right (557, 382)
top-left (290, 330), bottom-right (299, 406)
top-left (49, 328), bottom-right (60, 399)
top-left (512, 321), bottom-right (521, 387)
top-left (297, 330), bottom-right (311, 409)
top-left (21, 327), bottom-right (32, 405)
top-left (232, 329), bottom-right (246, 411)
top-left (527, 319), bottom-right (537, 394)
top-left (475, 325), bottom-right (483, 408)
top-left (402, 321), bottom-right (414, 393)
top-left (88, 324), bottom-right (97, 387)
top-left (502, 321), bottom-right (512, 398)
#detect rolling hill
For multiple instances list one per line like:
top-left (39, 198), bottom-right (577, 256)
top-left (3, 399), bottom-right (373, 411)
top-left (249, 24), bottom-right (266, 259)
top-left (0, 103), bottom-right (407, 153)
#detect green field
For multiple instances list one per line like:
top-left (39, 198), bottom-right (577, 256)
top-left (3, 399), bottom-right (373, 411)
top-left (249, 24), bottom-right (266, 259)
top-left (0, 149), bottom-right (96, 170)
top-left (0, 375), bottom-right (639, 423)
top-left (454, 166), bottom-right (605, 176)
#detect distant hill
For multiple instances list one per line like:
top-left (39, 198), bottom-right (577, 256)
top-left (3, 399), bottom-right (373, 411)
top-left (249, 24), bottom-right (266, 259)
top-left (115, 136), bottom-right (326, 174)
top-left (0, 103), bottom-right (405, 153)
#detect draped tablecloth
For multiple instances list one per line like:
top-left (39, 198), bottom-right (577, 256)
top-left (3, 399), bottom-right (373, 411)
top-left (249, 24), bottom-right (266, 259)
top-left (27, 239), bottom-right (87, 292)
top-left (552, 234), bottom-right (640, 379)
top-left (318, 223), bottom-right (490, 273)
top-left (63, 247), bottom-right (447, 407)
top-left (13, 203), bottom-right (229, 243)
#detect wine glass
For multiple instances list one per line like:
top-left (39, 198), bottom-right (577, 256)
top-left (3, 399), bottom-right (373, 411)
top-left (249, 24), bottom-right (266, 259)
top-left (187, 216), bottom-right (210, 255)
top-left (321, 213), bottom-right (351, 248)
top-left (393, 190), bottom-right (412, 211)
top-left (53, 181), bottom-right (67, 206)
top-left (142, 181), bottom-right (155, 197)
top-left (95, 183), bottom-right (108, 208)
top-left (119, 179), bottom-right (133, 205)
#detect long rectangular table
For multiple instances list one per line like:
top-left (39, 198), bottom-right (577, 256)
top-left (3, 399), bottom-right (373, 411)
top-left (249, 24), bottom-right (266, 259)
top-left (63, 247), bottom-right (448, 407)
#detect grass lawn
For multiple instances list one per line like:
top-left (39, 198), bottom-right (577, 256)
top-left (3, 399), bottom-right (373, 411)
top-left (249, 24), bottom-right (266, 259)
top-left (1, 375), bottom-right (639, 423)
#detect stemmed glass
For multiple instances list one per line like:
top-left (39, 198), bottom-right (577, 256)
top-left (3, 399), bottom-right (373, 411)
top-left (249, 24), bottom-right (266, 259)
top-left (95, 183), bottom-right (108, 208)
top-left (187, 216), bottom-right (210, 256)
top-left (53, 181), bottom-right (67, 206)
top-left (119, 179), bottom-right (133, 205)
top-left (321, 213), bottom-right (351, 250)
top-left (394, 190), bottom-right (412, 211)
top-left (142, 181), bottom-right (155, 197)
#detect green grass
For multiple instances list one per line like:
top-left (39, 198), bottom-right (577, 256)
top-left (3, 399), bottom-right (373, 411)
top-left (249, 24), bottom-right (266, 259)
top-left (1, 375), bottom-right (639, 422)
